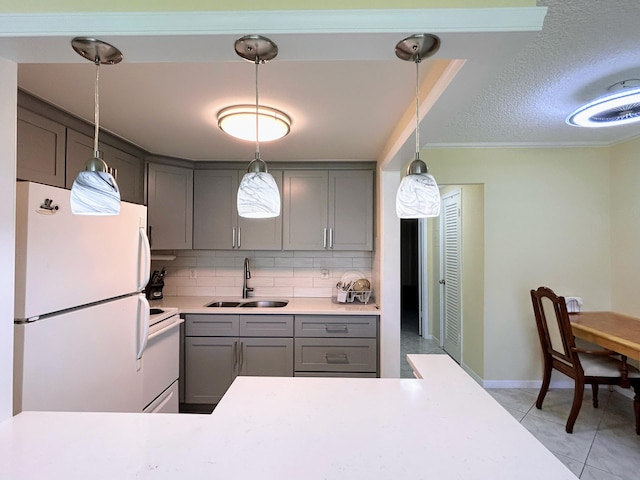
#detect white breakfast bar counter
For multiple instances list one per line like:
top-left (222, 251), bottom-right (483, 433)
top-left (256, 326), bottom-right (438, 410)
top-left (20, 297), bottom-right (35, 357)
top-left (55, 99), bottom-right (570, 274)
top-left (0, 355), bottom-right (577, 479)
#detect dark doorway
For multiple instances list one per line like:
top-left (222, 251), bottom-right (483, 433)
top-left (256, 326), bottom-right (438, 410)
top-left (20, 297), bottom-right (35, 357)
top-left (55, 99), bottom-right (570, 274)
top-left (400, 218), bottom-right (419, 334)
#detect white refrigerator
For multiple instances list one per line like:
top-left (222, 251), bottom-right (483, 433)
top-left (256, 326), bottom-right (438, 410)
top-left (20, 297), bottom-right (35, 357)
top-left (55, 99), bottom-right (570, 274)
top-left (13, 181), bottom-right (151, 414)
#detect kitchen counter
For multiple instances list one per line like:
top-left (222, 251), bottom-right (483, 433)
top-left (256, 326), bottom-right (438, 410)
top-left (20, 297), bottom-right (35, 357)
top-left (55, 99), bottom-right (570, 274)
top-left (150, 296), bottom-right (379, 315)
top-left (0, 355), bottom-right (576, 479)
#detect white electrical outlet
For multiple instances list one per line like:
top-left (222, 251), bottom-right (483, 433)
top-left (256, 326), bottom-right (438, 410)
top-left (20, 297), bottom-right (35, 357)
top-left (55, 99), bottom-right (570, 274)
top-left (321, 268), bottom-right (329, 279)
top-left (189, 268), bottom-right (197, 279)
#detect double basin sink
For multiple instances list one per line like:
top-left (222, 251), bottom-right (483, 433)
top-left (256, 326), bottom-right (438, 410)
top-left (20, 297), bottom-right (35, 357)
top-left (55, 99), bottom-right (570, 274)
top-left (206, 300), bottom-right (289, 308)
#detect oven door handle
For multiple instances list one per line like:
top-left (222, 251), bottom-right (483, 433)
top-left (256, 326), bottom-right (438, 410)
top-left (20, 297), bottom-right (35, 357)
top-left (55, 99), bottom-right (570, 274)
top-left (148, 316), bottom-right (184, 341)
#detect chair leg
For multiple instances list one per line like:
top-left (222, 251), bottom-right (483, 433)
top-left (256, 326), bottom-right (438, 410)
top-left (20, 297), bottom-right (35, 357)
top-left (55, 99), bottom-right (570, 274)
top-left (566, 381), bottom-right (585, 434)
top-left (632, 381), bottom-right (640, 435)
top-left (591, 383), bottom-right (599, 408)
top-left (536, 361), bottom-right (552, 409)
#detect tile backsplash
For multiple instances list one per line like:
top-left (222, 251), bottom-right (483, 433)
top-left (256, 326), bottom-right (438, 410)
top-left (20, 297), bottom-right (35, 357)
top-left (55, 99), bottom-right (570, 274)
top-left (151, 250), bottom-right (372, 298)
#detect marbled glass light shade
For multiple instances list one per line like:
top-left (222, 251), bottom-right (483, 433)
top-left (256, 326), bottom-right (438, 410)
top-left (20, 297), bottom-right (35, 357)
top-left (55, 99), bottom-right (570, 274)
top-left (237, 171), bottom-right (281, 218)
top-left (395, 172), bottom-right (440, 218)
top-left (70, 170), bottom-right (121, 215)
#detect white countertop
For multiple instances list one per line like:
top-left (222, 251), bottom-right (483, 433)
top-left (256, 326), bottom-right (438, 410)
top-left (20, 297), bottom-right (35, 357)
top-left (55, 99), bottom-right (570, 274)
top-left (0, 355), bottom-right (576, 479)
top-left (150, 295), bottom-right (379, 315)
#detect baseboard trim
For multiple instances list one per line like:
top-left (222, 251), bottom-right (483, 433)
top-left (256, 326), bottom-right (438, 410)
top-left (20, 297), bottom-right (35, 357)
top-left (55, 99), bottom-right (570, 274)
top-left (482, 379), bottom-right (573, 389)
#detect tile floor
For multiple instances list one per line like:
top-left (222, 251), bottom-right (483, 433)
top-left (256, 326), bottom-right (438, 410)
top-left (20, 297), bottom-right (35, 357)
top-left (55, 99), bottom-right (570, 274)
top-left (400, 327), bottom-right (640, 480)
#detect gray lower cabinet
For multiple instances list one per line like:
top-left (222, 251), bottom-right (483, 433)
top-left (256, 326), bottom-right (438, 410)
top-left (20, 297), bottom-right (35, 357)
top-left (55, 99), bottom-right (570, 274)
top-left (17, 107), bottom-right (66, 188)
top-left (183, 314), bottom-right (293, 404)
top-left (147, 163), bottom-right (193, 250)
top-left (283, 170), bottom-right (373, 251)
top-left (193, 169), bottom-right (282, 250)
top-left (294, 315), bottom-right (379, 377)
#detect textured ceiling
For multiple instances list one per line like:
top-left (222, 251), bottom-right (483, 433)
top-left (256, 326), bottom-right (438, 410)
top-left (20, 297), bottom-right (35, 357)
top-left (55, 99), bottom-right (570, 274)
top-left (426, 0), bottom-right (640, 147)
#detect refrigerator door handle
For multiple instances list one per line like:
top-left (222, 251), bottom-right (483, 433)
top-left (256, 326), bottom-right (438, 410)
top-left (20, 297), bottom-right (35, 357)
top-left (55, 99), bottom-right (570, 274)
top-left (138, 225), bottom-right (151, 292)
top-left (136, 295), bottom-right (150, 365)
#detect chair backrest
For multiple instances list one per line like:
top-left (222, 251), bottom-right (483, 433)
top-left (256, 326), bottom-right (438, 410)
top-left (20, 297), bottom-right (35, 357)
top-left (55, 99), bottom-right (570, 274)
top-left (530, 286), bottom-right (581, 377)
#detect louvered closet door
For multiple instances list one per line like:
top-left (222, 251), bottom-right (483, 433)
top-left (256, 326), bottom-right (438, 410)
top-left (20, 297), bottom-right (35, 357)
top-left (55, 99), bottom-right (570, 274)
top-left (441, 191), bottom-right (462, 363)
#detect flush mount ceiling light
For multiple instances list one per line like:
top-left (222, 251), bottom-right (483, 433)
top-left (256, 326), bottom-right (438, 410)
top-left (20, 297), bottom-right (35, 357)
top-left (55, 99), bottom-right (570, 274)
top-left (234, 35), bottom-right (281, 219)
top-left (218, 105), bottom-right (291, 142)
top-left (69, 37), bottom-right (122, 215)
top-left (566, 79), bottom-right (640, 128)
top-left (395, 33), bottom-right (442, 219)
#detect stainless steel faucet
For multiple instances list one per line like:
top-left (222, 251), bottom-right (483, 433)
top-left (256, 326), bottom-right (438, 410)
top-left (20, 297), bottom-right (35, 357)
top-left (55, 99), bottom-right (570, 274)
top-left (242, 257), bottom-right (253, 299)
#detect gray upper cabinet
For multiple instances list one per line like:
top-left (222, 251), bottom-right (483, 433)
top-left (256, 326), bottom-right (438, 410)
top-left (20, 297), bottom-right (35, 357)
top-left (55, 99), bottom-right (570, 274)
top-left (193, 169), bottom-right (282, 250)
top-left (17, 107), bottom-right (66, 188)
top-left (328, 170), bottom-right (374, 250)
top-left (147, 163), bottom-right (193, 250)
top-left (284, 169), bottom-right (373, 251)
top-left (283, 170), bottom-right (329, 250)
top-left (65, 130), bottom-right (143, 204)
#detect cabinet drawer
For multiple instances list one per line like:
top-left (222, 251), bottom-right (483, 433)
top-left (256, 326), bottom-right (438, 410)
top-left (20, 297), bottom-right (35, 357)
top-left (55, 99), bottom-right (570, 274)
top-left (240, 315), bottom-right (293, 337)
top-left (295, 315), bottom-right (377, 338)
top-left (294, 338), bottom-right (377, 373)
top-left (294, 372), bottom-right (377, 378)
top-left (185, 314), bottom-right (239, 337)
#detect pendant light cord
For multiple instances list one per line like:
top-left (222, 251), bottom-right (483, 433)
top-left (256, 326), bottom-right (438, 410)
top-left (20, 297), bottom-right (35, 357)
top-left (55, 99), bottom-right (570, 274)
top-left (255, 58), bottom-right (260, 160)
top-left (414, 56), bottom-right (420, 160)
top-left (93, 58), bottom-right (100, 158)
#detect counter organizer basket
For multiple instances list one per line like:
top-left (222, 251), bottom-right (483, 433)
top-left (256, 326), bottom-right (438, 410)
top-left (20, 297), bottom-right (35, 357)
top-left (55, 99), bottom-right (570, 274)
top-left (333, 273), bottom-right (372, 304)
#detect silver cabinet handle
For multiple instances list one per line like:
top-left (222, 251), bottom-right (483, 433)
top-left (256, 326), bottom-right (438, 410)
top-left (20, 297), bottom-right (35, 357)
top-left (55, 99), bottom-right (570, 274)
top-left (148, 225), bottom-right (153, 247)
top-left (325, 353), bottom-right (349, 364)
top-left (232, 227), bottom-right (236, 249)
top-left (325, 325), bottom-right (348, 333)
top-left (239, 341), bottom-right (244, 371)
top-left (238, 227), bottom-right (241, 249)
top-left (329, 228), bottom-right (334, 248)
top-left (233, 340), bottom-right (238, 367)
top-left (323, 228), bottom-right (327, 248)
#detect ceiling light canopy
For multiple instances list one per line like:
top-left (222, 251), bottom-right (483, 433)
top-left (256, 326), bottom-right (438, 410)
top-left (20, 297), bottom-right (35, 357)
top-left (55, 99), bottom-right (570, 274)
top-left (69, 37), bottom-right (122, 216)
top-left (567, 79), bottom-right (640, 128)
top-left (394, 33), bottom-right (442, 219)
top-left (234, 34), bottom-right (281, 219)
top-left (218, 105), bottom-right (291, 142)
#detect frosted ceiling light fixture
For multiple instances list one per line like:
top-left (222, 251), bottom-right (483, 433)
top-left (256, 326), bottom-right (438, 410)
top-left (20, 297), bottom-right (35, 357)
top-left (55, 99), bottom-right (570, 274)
top-left (395, 34), bottom-right (441, 219)
top-left (218, 105), bottom-right (291, 142)
top-left (69, 37), bottom-right (122, 215)
top-left (567, 79), bottom-right (640, 128)
top-left (234, 35), bottom-right (281, 219)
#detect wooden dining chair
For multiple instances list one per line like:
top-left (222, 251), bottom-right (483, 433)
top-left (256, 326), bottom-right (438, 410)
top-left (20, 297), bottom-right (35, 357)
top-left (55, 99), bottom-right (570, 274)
top-left (530, 286), bottom-right (640, 434)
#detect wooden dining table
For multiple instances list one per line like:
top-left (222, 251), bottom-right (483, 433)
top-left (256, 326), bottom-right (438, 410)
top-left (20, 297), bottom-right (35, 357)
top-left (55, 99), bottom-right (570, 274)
top-left (569, 311), bottom-right (640, 362)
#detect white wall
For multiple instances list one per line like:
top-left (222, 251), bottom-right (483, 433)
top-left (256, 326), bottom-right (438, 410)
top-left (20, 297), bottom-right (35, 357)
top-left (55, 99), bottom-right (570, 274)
top-left (427, 147), bottom-right (612, 383)
top-left (610, 136), bottom-right (640, 316)
top-left (0, 57), bottom-right (17, 421)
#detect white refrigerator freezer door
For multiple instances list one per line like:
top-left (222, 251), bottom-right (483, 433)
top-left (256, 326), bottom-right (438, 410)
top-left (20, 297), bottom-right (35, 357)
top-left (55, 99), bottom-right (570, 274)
top-left (14, 182), bottom-right (149, 320)
top-left (14, 295), bottom-right (143, 413)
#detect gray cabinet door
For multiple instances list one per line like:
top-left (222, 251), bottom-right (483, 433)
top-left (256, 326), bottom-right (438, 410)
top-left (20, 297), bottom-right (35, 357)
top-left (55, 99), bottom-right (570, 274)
top-left (102, 143), bottom-right (143, 204)
top-left (194, 169), bottom-right (283, 250)
top-left (328, 170), bottom-right (373, 251)
top-left (17, 108), bottom-right (66, 187)
top-left (184, 337), bottom-right (237, 404)
top-left (283, 170), bottom-right (328, 250)
top-left (237, 169), bottom-right (283, 250)
top-left (66, 130), bottom-right (143, 204)
top-left (193, 170), bottom-right (237, 249)
top-left (239, 338), bottom-right (294, 377)
top-left (147, 163), bottom-right (193, 250)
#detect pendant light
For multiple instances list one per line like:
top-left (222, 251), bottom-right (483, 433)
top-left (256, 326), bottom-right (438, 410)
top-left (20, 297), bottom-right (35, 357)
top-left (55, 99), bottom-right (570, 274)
top-left (69, 37), bottom-right (122, 216)
top-left (395, 34), bottom-right (441, 219)
top-left (234, 35), bottom-right (281, 219)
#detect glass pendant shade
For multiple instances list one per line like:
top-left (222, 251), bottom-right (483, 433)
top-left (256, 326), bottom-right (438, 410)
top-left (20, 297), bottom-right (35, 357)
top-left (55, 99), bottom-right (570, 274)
top-left (70, 165), bottom-right (121, 216)
top-left (69, 37), bottom-right (122, 216)
top-left (237, 158), bottom-right (280, 218)
top-left (396, 158), bottom-right (440, 218)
